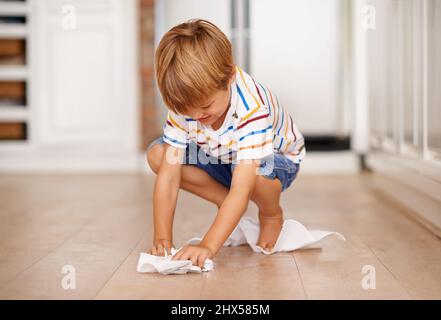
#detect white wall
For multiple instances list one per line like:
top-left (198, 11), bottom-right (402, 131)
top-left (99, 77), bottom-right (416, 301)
top-left (250, 0), bottom-right (343, 136)
top-left (159, 0), bottom-right (231, 38)
top-left (154, 0), bottom-right (231, 121)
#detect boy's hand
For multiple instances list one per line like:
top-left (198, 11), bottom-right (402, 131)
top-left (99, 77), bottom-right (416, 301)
top-left (171, 244), bottom-right (213, 268)
top-left (147, 239), bottom-right (174, 256)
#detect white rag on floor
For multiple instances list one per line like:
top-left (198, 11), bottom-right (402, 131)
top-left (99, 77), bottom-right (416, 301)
top-left (136, 248), bottom-right (215, 275)
top-left (137, 216), bottom-right (345, 275)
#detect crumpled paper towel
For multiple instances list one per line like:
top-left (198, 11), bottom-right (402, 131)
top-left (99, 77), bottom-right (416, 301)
top-left (187, 216), bottom-right (346, 254)
top-left (137, 216), bottom-right (345, 274)
top-left (136, 247), bottom-right (214, 275)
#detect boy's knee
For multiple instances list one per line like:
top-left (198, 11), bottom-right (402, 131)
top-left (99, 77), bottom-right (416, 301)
top-left (250, 175), bottom-right (281, 209)
top-left (146, 144), bottom-right (164, 174)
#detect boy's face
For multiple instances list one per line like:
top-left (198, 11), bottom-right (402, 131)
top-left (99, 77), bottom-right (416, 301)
top-left (188, 74), bottom-right (236, 127)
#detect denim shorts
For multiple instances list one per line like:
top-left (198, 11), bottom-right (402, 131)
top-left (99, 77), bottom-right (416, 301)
top-left (146, 137), bottom-right (300, 192)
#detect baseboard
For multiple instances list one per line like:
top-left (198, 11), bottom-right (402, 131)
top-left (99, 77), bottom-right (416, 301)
top-left (367, 152), bottom-right (441, 238)
top-left (298, 151), bottom-right (361, 174)
top-left (140, 150), bottom-right (361, 175)
top-left (0, 153), bottom-right (140, 173)
top-left (0, 149), bottom-right (361, 174)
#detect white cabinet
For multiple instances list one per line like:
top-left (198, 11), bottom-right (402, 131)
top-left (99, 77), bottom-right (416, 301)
top-left (366, 0), bottom-right (441, 234)
top-left (0, 0), bottom-right (139, 172)
top-left (250, 0), bottom-right (343, 136)
top-left (368, 0), bottom-right (441, 165)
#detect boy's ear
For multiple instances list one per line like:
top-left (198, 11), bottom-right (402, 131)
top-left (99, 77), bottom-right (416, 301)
top-left (229, 71), bottom-right (236, 84)
top-left (232, 72), bottom-right (236, 82)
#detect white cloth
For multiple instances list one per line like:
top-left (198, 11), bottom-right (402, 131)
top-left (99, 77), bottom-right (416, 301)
top-left (136, 248), bottom-right (214, 275)
top-left (188, 216), bottom-right (346, 254)
top-left (137, 217), bottom-right (345, 274)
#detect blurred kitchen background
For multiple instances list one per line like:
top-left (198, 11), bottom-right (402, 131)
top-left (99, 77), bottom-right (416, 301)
top-left (0, 0), bottom-right (440, 233)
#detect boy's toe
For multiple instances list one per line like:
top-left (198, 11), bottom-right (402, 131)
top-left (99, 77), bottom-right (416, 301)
top-left (257, 241), bottom-right (268, 249)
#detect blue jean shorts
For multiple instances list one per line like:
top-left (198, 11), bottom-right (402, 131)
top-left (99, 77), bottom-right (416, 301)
top-left (147, 137), bottom-right (300, 192)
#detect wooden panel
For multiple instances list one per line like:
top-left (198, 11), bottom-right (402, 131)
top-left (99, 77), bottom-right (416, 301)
top-left (0, 81), bottom-right (25, 100)
top-left (0, 122), bottom-right (26, 140)
top-left (0, 39), bottom-right (25, 56)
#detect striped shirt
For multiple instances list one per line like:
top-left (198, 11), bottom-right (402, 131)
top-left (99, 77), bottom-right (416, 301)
top-left (162, 66), bottom-right (306, 164)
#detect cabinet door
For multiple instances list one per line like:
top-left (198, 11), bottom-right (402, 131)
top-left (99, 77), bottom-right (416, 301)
top-left (32, 0), bottom-right (137, 151)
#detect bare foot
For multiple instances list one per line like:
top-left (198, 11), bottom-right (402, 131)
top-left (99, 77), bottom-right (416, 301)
top-left (257, 205), bottom-right (284, 251)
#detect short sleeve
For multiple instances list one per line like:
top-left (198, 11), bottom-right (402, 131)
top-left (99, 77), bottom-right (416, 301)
top-left (234, 107), bottom-right (274, 160)
top-left (162, 110), bottom-right (189, 149)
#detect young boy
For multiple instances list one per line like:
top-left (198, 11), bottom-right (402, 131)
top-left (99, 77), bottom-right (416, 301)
top-left (146, 19), bottom-right (306, 268)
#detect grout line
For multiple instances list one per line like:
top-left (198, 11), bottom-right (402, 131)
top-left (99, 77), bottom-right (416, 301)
top-left (93, 232), bottom-right (146, 300)
top-left (0, 191), bottom-right (146, 297)
top-left (351, 184), bottom-right (415, 298)
top-left (290, 253), bottom-right (308, 300)
top-left (327, 180), bottom-right (415, 300)
top-left (354, 228), bottom-right (415, 299)
top-left (198, 270), bottom-right (208, 299)
top-left (0, 205), bottom-right (104, 295)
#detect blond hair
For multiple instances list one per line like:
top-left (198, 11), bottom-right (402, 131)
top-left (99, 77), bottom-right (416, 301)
top-left (155, 19), bottom-right (235, 115)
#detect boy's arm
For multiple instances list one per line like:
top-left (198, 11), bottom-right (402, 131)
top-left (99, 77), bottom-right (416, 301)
top-left (200, 160), bottom-right (260, 256)
top-left (153, 144), bottom-right (185, 244)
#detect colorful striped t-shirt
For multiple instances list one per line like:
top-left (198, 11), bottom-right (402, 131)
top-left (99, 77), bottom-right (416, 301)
top-left (162, 66), bottom-right (306, 164)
